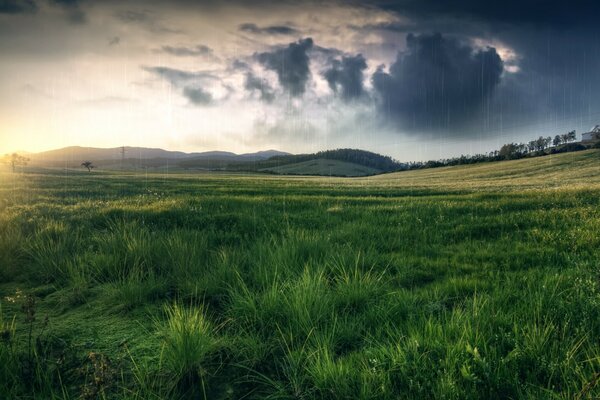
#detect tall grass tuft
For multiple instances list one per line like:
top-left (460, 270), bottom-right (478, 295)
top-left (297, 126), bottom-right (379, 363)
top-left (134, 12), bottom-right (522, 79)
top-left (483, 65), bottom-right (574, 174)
top-left (157, 302), bottom-right (220, 396)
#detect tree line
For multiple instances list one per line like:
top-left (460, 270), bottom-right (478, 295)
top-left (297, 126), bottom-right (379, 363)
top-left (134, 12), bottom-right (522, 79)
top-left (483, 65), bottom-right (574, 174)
top-left (399, 130), bottom-right (590, 171)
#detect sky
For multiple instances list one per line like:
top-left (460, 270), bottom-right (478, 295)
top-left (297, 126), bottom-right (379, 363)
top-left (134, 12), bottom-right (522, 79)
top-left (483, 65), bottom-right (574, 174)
top-left (0, 0), bottom-right (599, 161)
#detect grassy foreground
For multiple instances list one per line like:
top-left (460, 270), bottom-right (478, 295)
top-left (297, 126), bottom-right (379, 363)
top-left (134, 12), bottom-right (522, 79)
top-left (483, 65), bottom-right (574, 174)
top-left (0, 150), bottom-right (599, 399)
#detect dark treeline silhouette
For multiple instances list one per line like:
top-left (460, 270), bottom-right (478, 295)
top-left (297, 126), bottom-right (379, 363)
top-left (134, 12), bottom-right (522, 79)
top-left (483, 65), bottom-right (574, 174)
top-left (266, 148), bottom-right (401, 172)
top-left (400, 130), bottom-right (592, 171)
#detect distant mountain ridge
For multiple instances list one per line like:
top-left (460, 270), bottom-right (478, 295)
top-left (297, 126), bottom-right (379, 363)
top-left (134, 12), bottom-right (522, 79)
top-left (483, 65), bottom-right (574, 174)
top-left (29, 146), bottom-right (291, 164)
top-left (26, 146), bottom-right (402, 177)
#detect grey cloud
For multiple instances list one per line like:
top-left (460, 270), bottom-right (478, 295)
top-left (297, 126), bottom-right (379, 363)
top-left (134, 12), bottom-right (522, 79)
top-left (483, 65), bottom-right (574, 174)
top-left (371, 33), bottom-right (503, 132)
top-left (239, 23), bottom-right (299, 36)
top-left (244, 72), bottom-right (275, 103)
top-left (115, 9), bottom-right (182, 34)
top-left (231, 59), bottom-right (249, 71)
top-left (347, 21), bottom-right (414, 33)
top-left (256, 37), bottom-right (313, 97)
top-left (142, 66), bottom-right (218, 86)
top-left (365, 0), bottom-right (600, 29)
top-left (108, 36), bottom-right (120, 46)
top-left (0, 0), bottom-right (36, 13)
top-left (143, 66), bottom-right (220, 107)
top-left (159, 44), bottom-right (213, 57)
top-left (183, 87), bottom-right (213, 105)
top-left (323, 54), bottom-right (367, 101)
top-left (50, 0), bottom-right (86, 24)
top-left (115, 9), bottom-right (147, 23)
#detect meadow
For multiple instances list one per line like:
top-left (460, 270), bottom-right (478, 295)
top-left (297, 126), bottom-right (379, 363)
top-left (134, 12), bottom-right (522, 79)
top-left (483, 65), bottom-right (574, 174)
top-left (0, 150), bottom-right (599, 399)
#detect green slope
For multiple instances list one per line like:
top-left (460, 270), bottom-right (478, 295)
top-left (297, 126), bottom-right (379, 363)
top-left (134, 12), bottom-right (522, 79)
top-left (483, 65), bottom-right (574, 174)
top-left (260, 158), bottom-right (382, 176)
top-left (367, 149), bottom-right (600, 191)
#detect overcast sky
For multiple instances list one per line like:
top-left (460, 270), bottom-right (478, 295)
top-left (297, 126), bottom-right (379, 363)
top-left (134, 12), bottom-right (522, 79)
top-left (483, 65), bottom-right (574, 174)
top-left (1, 0), bottom-right (599, 161)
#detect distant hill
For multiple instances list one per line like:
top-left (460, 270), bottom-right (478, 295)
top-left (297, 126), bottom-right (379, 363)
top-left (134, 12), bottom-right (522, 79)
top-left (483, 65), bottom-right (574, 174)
top-left (28, 146), bottom-right (291, 168)
top-left (178, 148), bottom-right (404, 176)
top-left (26, 146), bottom-right (401, 177)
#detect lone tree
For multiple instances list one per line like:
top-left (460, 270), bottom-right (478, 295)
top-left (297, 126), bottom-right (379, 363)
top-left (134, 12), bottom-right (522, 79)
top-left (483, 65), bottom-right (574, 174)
top-left (81, 161), bottom-right (94, 172)
top-left (3, 153), bottom-right (29, 172)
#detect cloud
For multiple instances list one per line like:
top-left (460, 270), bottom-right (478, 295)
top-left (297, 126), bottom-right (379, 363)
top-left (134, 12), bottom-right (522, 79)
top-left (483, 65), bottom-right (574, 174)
top-left (323, 54), bottom-right (368, 101)
top-left (347, 21), bottom-right (414, 33)
top-left (364, 0), bottom-right (600, 28)
top-left (50, 0), bottom-right (86, 24)
top-left (143, 66), bottom-right (223, 106)
top-left (256, 37), bottom-right (313, 97)
top-left (115, 9), bottom-right (182, 34)
top-left (0, 0), bottom-right (36, 13)
top-left (244, 72), bottom-right (275, 102)
top-left (239, 23), bottom-right (299, 36)
top-left (158, 44), bottom-right (213, 57)
top-left (108, 36), bottom-right (120, 46)
top-left (231, 59), bottom-right (249, 71)
top-left (371, 33), bottom-right (503, 132)
top-left (182, 87), bottom-right (213, 105)
top-left (142, 66), bottom-right (218, 85)
top-left (115, 9), bottom-right (147, 23)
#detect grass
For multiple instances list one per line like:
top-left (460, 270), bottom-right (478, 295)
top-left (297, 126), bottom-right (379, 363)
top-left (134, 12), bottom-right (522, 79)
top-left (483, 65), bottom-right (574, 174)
top-left (259, 158), bottom-right (382, 176)
top-left (0, 149), bottom-right (598, 399)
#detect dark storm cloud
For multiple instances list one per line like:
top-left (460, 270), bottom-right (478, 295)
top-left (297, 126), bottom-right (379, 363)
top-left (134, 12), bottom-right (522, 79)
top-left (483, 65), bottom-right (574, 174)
top-left (371, 33), bottom-right (503, 131)
top-left (256, 38), bottom-right (313, 97)
top-left (488, 27), bottom-right (600, 132)
top-left (182, 86), bottom-right (213, 105)
top-left (363, 0), bottom-right (600, 28)
top-left (0, 0), bottom-right (36, 13)
top-left (239, 23), bottom-right (299, 36)
top-left (323, 54), bottom-right (368, 101)
top-left (158, 44), bottom-right (213, 57)
top-left (244, 72), bottom-right (275, 103)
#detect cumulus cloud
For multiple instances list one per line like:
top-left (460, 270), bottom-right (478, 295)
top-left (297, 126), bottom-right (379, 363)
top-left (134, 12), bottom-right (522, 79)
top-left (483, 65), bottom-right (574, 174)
top-left (371, 33), bottom-right (503, 131)
top-left (256, 38), bottom-right (313, 97)
top-left (323, 54), bottom-right (368, 101)
top-left (239, 23), bottom-right (299, 36)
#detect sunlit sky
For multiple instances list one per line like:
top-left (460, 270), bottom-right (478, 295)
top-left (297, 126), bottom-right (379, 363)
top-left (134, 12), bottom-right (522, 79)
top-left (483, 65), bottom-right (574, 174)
top-left (1, 0), bottom-right (599, 161)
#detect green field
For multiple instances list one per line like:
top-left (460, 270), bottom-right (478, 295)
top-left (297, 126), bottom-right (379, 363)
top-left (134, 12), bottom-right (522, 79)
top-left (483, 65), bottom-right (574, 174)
top-left (260, 158), bottom-right (382, 176)
top-left (1, 150), bottom-right (599, 399)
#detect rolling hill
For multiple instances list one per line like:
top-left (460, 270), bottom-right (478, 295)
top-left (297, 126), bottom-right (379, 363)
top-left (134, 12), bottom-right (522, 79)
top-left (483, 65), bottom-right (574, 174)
top-left (26, 146), bottom-right (402, 177)
top-left (27, 146), bottom-right (290, 169)
top-left (178, 148), bottom-right (403, 176)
